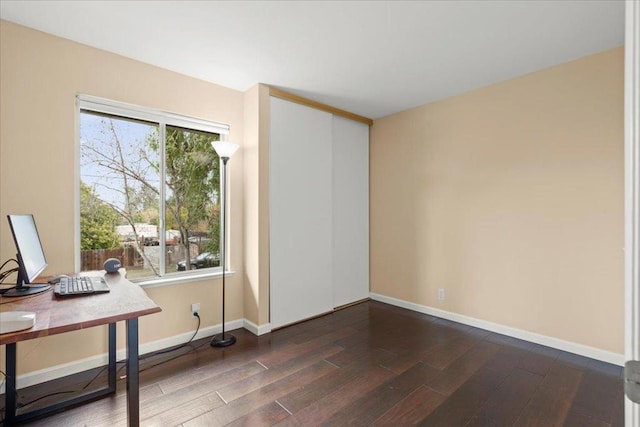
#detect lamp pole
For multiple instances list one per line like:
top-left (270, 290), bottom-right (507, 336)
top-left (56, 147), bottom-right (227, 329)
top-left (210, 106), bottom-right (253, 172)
top-left (210, 141), bottom-right (239, 348)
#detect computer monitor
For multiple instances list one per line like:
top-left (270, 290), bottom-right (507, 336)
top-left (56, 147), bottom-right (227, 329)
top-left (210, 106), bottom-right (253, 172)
top-left (4, 214), bottom-right (51, 297)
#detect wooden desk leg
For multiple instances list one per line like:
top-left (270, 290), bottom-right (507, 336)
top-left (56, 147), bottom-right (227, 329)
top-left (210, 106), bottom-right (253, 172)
top-left (5, 342), bottom-right (17, 424)
top-left (126, 317), bottom-right (139, 426)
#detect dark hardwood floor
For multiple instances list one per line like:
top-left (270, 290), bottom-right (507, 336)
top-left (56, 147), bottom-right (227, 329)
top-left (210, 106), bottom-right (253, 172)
top-left (3, 301), bottom-right (624, 426)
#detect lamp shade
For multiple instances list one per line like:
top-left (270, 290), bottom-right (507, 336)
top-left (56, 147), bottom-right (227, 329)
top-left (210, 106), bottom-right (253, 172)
top-left (211, 141), bottom-right (239, 159)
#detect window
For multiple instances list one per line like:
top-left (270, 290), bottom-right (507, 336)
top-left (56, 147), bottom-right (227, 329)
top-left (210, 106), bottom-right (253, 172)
top-left (77, 95), bottom-right (229, 281)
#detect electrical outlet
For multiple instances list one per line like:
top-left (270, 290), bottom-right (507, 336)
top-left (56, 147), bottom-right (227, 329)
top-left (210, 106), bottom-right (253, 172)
top-left (438, 288), bottom-right (445, 301)
top-left (191, 302), bottom-right (200, 318)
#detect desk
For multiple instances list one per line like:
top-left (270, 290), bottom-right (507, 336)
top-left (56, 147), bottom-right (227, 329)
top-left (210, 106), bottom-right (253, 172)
top-left (0, 271), bottom-right (161, 425)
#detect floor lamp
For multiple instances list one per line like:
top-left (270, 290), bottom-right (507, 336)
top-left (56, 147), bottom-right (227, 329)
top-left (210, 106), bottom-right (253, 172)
top-left (211, 141), bottom-right (239, 348)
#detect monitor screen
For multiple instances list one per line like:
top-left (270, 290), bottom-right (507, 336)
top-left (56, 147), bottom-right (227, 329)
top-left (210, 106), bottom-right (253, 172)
top-left (5, 214), bottom-right (50, 296)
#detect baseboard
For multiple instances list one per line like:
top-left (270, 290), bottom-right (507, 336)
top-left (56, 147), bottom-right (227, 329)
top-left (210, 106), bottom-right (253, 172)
top-left (370, 292), bottom-right (625, 366)
top-left (243, 319), bottom-right (272, 336)
top-left (1, 317), bottom-right (247, 393)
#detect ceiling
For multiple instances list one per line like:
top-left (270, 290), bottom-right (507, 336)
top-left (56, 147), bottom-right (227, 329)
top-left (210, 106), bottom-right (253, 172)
top-left (0, 1), bottom-right (625, 119)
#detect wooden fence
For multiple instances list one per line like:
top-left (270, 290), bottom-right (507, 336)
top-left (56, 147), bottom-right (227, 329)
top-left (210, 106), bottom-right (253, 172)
top-left (81, 246), bottom-right (141, 271)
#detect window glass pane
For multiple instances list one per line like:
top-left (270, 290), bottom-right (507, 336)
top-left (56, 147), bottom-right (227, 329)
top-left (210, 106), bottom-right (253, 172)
top-left (80, 111), bottom-right (161, 278)
top-left (166, 126), bottom-right (221, 273)
top-left (79, 105), bottom-right (223, 281)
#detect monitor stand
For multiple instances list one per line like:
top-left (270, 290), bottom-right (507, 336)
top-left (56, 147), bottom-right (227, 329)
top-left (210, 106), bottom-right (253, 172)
top-left (2, 283), bottom-right (50, 297)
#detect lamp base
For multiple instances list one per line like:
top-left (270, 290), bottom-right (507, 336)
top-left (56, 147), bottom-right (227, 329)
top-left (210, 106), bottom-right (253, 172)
top-left (210, 333), bottom-right (236, 347)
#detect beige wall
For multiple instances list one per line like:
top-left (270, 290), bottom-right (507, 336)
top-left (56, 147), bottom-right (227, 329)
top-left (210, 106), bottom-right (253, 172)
top-left (0, 20), bottom-right (245, 374)
top-left (242, 83), bottom-right (271, 326)
top-left (371, 47), bottom-right (625, 354)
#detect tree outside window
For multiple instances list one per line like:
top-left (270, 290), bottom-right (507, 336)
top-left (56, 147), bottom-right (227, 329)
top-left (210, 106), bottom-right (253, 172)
top-left (79, 109), bottom-right (221, 279)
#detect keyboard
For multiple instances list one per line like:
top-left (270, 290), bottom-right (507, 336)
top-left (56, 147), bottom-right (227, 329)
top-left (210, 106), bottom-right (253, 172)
top-left (54, 276), bottom-right (96, 296)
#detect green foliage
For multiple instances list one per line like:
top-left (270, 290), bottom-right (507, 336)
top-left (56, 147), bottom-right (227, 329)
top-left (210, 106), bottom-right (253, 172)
top-left (164, 127), bottom-right (221, 255)
top-left (80, 182), bottom-right (122, 250)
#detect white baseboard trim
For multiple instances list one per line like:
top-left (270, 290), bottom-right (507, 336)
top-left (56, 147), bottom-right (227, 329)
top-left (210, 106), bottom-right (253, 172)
top-left (243, 319), bottom-right (272, 336)
top-left (370, 292), bottom-right (625, 366)
top-left (0, 317), bottom-right (251, 393)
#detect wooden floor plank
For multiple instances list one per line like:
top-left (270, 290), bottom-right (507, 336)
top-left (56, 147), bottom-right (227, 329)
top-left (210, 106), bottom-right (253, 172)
top-left (320, 362), bottom-right (441, 426)
top-left (425, 341), bottom-right (501, 396)
top-left (221, 401), bottom-right (290, 427)
top-left (379, 347), bottom-right (433, 374)
top-left (611, 396), bottom-right (625, 427)
top-left (562, 408), bottom-right (611, 427)
top-left (324, 341), bottom-right (396, 368)
top-left (255, 326), bottom-right (356, 368)
top-left (273, 365), bottom-right (394, 426)
top-left (513, 361), bottom-right (583, 427)
top-left (464, 368), bottom-right (544, 426)
top-left (568, 369), bottom-right (622, 424)
top-left (421, 334), bottom-right (479, 370)
top-left (418, 366), bottom-right (512, 427)
top-left (152, 331), bottom-right (269, 392)
top-left (216, 344), bottom-right (342, 403)
top-left (136, 362), bottom-right (265, 423)
top-left (372, 385), bottom-right (445, 426)
top-left (277, 357), bottom-right (388, 414)
top-left (139, 390), bottom-right (224, 426)
top-left (182, 360), bottom-right (336, 426)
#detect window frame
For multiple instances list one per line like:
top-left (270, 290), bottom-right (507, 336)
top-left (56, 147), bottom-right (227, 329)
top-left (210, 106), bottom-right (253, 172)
top-left (75, 95), bottom-right (231, 285)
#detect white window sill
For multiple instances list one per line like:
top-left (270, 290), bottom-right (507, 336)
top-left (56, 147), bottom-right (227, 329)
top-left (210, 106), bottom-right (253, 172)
top-left (135, 269), bottom-right (236, 289)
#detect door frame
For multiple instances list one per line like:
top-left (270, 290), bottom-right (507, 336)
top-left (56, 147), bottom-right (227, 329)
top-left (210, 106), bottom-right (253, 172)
top-left (625, 1), bottom-right (640, 426)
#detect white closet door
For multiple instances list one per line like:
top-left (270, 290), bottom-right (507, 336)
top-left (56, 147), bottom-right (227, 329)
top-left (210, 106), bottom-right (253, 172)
top-left (270, 97), bottom-right (333, 328)
top-left (332, 116), bottom-right (370, 308)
